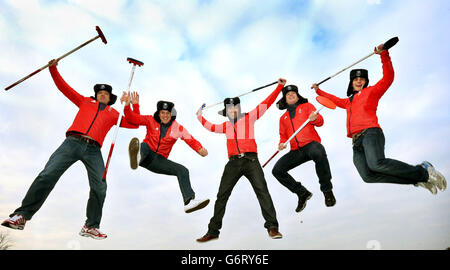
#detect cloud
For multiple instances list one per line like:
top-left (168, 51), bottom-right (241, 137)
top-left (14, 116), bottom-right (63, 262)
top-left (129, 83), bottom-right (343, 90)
top-left (1, 0), bottom-right (449, 250)
top-left (67, 0), bottom-right (127, 23)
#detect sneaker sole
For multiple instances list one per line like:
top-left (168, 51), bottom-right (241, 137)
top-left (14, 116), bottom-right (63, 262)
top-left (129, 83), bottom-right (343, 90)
top-left (195, 236), bottom-right (219, 243)
top-left (185, 199), bottom-right (210, 213)
top-left (416, 182), bottom-right (437, 195)
top-left (79, 231), bottom-right (107, 240)
top-left (129, 137), bottom-right (140, 170)
top-left (325, 196), bottom-right (336, 207)
top-left (295, 193), bottom-right (312, 213)
top-left (1, 222), bottom-right (24, 230)
top-left (270, 234), bottom-right (283, 239)
top-left (434, 171), bottom-right (447, 191)
top-left (196, 237), bottom-right (219, 243)
top-left (325, 201), bottom-right (336, 207)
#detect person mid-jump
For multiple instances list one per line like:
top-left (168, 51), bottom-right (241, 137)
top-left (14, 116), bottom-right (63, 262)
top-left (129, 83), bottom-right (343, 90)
top-left (312, 43), bottom-right (446, 194)
top-left (2, 59), bottom-right (139, 240)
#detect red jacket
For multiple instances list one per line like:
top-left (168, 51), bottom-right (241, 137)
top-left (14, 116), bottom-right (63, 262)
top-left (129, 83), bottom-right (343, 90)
top-left (124, 104), bottom-right (203, 159)
top-left (279, 102), bottom-right (323, 150)
top-left (198, 83), bottom-right (284, 158)
top-left (316, 50), bottom-right (394, 137)
top-left (49, 65), bottom-right (138, 147)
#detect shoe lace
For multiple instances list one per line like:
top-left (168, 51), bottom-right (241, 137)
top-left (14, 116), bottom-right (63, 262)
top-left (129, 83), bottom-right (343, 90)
top-left (10, 215), bottom-right (24, 222)
top-left (86, 227), bottom-right (104, 235)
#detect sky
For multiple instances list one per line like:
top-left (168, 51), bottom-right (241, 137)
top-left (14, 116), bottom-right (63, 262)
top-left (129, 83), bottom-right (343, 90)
top-left (0, 0), bottom-right (449, 250)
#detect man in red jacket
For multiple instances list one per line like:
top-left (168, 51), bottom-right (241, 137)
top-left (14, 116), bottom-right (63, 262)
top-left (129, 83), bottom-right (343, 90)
top-left (312, 43), bottom-right (446, 194)
top-left (195, 78), bottom-right (286, 243)
top-left (123, 92), bottom-right (210, 213)
top-left (1, 59), bottom-right (138, 240)
top-left (272, 85), bottom-right (335, 213)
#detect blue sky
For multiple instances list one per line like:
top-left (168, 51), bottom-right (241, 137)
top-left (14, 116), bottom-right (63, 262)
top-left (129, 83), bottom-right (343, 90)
top-left (0, 0), bottom-right (449, 250)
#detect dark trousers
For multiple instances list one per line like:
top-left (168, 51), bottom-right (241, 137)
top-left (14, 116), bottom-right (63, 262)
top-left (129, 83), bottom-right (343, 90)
top-left (207, 154), bottom-right (279, 237)
top-left (272, 141), bottom-right (333, 195)
top-left (12, 136), bottom-right (107, 228)
top-left (352, 127), bottom-right (428, 184)
top-left (139, 142), bottom-right (195, 204)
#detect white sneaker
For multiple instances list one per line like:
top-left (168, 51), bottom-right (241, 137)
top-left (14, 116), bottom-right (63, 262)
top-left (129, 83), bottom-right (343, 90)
top-left (184, 198), bottom-right (210, 213)
top-left (415, 182), bottom-right (437, 195)
top-left (421, 161), bottom-right (447, 191)
top-left (129, 137), bottom-right (141, 170)
top-left (79, 225), bottom-right (107, 240)
top-left (1, 214), bottom-right (26, 230)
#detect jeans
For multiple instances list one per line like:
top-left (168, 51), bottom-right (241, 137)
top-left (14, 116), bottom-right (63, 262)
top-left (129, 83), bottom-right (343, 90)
top-left (139, 142), bottom-right (195, 204)
top-left (272, 141), bottom-right (333, 194)
top-left (207, 154), bottom-right (279, 237)
top-left (352, 127), bottom-right (428, 184)
top-left (12, 136), bottom-right (107, 228)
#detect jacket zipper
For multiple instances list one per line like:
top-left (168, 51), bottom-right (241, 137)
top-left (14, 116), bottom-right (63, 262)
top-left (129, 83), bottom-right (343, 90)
top-left (348, 96), bottom-right (354, 135)
top-left (155, 124), bottom-right (162, 153)
top-left (86, 103), bottom-right (101, 135)
top-left (232, 124), bottom-right (241, 154)
top-left (289, 117), bottom-right (300, 148)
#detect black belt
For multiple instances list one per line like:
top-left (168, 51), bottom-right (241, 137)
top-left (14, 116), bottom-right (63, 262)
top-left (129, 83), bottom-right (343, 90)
top-left (68, 134), bottom-right (101, 148)
top-left (351, 129), bottom-right (368, 144)
top-left (229, 152), bottom-right (257, 161)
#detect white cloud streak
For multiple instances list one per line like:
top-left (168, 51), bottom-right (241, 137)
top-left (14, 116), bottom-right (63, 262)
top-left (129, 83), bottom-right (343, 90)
top-left (0, 0), bottom-right (449, 250)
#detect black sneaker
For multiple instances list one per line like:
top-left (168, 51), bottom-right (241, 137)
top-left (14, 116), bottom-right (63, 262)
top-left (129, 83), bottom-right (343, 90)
top-left (295, 190), bottom-right (312, 213)
top-left (324, 191), bottom-right (336, 207)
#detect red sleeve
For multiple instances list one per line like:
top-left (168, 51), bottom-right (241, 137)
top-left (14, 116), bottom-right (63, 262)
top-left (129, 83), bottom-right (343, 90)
top-left (106, 106), bottom-right (138, 129)
top-left (124, 104), bottom-right (146, 126)
top-left (370, 50), bottom-right (394, 98)
top-left (249, 83), bottom-right (284, 120)
top-left (118, 114), bottom-right (139, 129)
top-left (197, 115), bottom-right (226, 134)
top-left (316, 88), bottom-right (349, 109)
top-left (49, 65), bottom-right (84, 106)
top-left (132, 103), bottom-right (140, 114)
top-left (178, 124), bottom-right (203, 153)
top-left (308, 103), bottom-right (324, 127)
top-left (279, 117), bottom-right (289, 145)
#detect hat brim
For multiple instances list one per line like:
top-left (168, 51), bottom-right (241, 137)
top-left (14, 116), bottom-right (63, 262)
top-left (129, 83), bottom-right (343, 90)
top-left (276, 97), bottom-right (287, 110)
top-left (108, 94), bottom-right (117, 105)
top-left (218, 108), bottom-right (226, 116)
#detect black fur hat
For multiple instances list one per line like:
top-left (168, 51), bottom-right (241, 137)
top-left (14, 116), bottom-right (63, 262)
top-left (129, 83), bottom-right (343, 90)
top-left (218, 97), bottom-right (241, 117)
top-left (153, 100), bottom-right (177, 123)
top-left (276, 85), bottom-right (308, 110)
top-left (347, 69), bottom-right (369, 97)
top-left (91, 84), bottom-right (117, 105)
